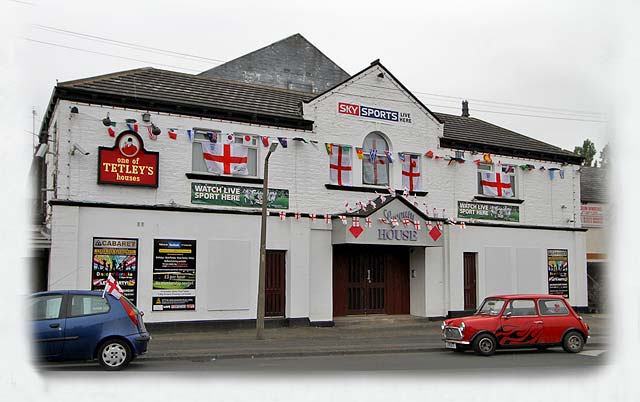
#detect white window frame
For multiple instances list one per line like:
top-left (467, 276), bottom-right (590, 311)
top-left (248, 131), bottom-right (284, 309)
top-left (191, 129), bottom-right (259, 178)
top-left (362, 132), bottom-right (390, 186)
top-left (477, 162), bottom-right (517, 198)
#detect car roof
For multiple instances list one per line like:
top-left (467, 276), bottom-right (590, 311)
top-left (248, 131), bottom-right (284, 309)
top-left (32, 290), bottom-right (106, 297)
top-left (487, 294), bottom-right (566, 300)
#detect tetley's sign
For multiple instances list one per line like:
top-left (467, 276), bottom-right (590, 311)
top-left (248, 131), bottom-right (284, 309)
top-left (98, 130), bottom-right (159, 187)
top-left (338, 102), bottom-right (412, 124)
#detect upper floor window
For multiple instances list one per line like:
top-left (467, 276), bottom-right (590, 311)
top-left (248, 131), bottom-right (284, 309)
top-left (329, 144), bottom-right (352, 186)
top-left (401, 153), bottom-right (421, 192)
top-left (191, 130), bottom-right (258, 177)
top-left (362, 132), bottom-right (389, 186)
top-left (477, 163), bottom-right (517, 198)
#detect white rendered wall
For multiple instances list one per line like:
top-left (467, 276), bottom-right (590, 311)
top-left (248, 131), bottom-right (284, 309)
top-left (447, 225), bottom-right (588, 312)
top-left (49, 204), bottom-right (322, 323)
top-left (308, 227), bottom-right (333, 322)
top-left (425, 247), bottom-right (445, 317)
top-left (409, 247), bottom-right (426, 317)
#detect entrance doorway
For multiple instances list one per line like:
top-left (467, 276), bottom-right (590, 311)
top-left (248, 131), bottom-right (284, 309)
top-left (333, 245), bottom-right (409, 316)
top-left (265, 250), bottom-right (286, 317)
top-left (463, 252), bottom-right (477, 311)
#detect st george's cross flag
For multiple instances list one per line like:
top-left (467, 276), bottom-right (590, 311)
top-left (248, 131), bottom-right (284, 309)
top-left (329, 146), bottom-right (352, 186)
top-left (480, 172), bottom-right (513, 197)
top-left (201, 142), bottom-right (248, 175)
top-left (402, 154), bottom-right (420, 192)
top-left (102, 273), bottom-right (123, 299)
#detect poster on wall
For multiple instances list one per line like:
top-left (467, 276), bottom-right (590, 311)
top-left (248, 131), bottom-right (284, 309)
top-left (191, 182), bottom-right (289, 209)
top-left (152, 239), bottom-right (197, 311)
top-left (547, 249), bottom-right (569, 298)
top-left (91, 237), bottom-right (138, 304)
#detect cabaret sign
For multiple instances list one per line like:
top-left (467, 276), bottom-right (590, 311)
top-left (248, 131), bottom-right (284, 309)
top-left (338, 102), bottom-right (412, 124)
top-left (98, 130), bottom-right (159, 187)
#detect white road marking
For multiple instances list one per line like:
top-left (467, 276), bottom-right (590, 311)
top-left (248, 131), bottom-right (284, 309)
top-left (579, 350), bottom-right (606, 357)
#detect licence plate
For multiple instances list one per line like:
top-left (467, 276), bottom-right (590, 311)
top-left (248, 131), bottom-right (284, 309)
top-left (445, 342), bottom-right (457, 349)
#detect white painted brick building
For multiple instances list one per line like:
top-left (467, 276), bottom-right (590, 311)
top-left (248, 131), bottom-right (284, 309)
top-left (35, 58), bottom-right (587, 325)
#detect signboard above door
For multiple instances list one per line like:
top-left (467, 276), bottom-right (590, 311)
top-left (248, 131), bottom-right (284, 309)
top-left (331, 198), bottom-right (443, 246)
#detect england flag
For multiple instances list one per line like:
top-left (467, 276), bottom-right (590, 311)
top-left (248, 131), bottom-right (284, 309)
top-left (102, 273), bottom-right (123, 299)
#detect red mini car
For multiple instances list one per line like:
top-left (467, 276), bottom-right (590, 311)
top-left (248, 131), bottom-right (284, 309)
top-left (441, 294), bottom-right (590, 356)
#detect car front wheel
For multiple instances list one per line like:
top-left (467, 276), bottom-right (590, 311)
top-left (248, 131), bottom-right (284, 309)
top-left (98, 339), bottom-right (131, 370)
top-left (562, 331), bottom-right (585, 353)
top-left (472, 334), bottom-right (496, 356)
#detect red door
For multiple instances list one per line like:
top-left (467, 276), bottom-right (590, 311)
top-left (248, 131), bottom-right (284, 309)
top-left (538, 298), bottom-right (573, 343)
top-left (265, 250), bottom-right (285, 317)
top-left (333, 245), bottom-right (409, 316)
top-left (497, 299), bottom-right (543, 345)
top-left (463, 253), bottom-right (477, 310)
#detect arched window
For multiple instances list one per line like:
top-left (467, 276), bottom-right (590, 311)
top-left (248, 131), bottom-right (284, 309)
top-left (362, 132), bottom-right (389, 185)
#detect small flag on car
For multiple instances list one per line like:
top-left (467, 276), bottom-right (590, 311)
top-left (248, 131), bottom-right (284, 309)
top-left (102, 273), bottom-right (123, 299)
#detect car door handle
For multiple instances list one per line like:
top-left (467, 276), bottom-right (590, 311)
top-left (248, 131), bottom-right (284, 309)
top-left (534, 321), bottom-right (543, 324)
top-left (49, 323), bottom-right (60, 328)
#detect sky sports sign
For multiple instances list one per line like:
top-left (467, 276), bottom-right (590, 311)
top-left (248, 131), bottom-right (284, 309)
top-left (338, 102), bottom-right (412, 124)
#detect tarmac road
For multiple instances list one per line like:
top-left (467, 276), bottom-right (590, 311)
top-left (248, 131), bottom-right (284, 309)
top-left (37, 346), bottom-right (609, 373)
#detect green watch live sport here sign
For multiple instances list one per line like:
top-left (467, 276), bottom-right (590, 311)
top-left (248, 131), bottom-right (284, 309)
top-left (191, 182), bottom-right (289, 209)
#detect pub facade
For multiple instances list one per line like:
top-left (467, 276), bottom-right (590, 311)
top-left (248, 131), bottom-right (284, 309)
top-left (35, 43), bottom-right (587, 324)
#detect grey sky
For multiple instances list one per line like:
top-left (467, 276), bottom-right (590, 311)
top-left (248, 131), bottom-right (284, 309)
top-left (7, 0), bottom-right (613, 163)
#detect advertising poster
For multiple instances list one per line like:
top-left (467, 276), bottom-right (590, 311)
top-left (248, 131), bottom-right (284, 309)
top-left (457, 201), bottom-right (520, 222)
top-left (191, 182), bottom-right (289, 209)
top-left (91, 237), bottom-right (138, 304)
top-left (547, 249), bottom-right (569, 298)
top-left (152, 239), bottom-right (197, 311)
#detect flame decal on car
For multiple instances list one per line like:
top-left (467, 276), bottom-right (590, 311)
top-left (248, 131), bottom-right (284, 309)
top-left (495, 324), bottom-right (543, 345)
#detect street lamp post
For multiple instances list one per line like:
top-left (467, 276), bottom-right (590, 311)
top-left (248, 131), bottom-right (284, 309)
top-left (257, 141), bottom-right (278, 340)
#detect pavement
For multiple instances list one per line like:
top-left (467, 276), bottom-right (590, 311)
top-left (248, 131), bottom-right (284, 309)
top-left (140, 313), bottom-right (608, 362)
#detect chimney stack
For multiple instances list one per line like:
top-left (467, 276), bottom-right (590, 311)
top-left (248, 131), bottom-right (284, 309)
top-left (461, 100), bottom-right (470, 117)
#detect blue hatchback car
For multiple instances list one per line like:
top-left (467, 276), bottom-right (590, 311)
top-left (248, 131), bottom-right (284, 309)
top-left (31, 290), bottom-right (150, 370)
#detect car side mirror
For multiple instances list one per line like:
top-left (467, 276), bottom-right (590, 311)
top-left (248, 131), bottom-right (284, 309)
top-left (504, 311), bottom-right (512, 319)
top-left (140, 311), bottom-right (144, 317)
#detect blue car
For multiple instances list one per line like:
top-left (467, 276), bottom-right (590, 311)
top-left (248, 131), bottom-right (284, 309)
top-left (31, 290), bottom-right (150, 370)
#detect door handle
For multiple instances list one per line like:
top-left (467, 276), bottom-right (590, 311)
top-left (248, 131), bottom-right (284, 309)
top-left (367, 269), bottom-right (371, 283)
top-left (49, 323), bottom-right (60, 328)
top-left (534, 321), bottom-right (543, 324)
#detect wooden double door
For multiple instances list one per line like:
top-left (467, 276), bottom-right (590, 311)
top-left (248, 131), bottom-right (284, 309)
top-left (333, 245), bottom-right (410, 316)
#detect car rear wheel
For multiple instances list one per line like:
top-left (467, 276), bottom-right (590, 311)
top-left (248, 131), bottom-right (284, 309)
top-left (98, 339), bottom-right (131, 370)
top-left (562, 331), bottom-right (585, 353)
top-left (472, 334), bottom-right (496, 356)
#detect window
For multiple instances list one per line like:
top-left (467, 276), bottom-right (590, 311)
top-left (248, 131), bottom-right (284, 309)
top-left (362, 132), bottom-right (389, 185)
top-left (191, 130), bottom-right (258, 177)
top-left (329, 144), bottom-right (352, 186)
top-left (31, 295), bottom-right (63, 320)
top-left (401, 153), bottom-right (421, 191)
top-left (504, 299), bottom-right (537, 316)
top-left (476, 298), bottom-right (505, 316)
top-left (69, 295), bottom-right (110, 317)
top-left (477, 163), bottom-right (517, 198)
top-left (538, 299), bottom-right (569, 316)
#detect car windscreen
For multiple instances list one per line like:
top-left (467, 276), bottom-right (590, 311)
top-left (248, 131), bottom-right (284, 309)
top-left (476, 298), bottom-right (505, 316)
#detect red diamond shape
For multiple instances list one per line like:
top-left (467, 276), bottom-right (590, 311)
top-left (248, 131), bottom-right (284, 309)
top-left (349, 226), bottom-right (364, 238)
top-left (429, 226), bottom-right (442, 241)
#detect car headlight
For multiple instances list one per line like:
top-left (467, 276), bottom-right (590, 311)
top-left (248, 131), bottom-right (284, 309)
top-left (441, 321), bottom-right (446, 331)
top-left (459, 322), bottom-right (465, 333)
